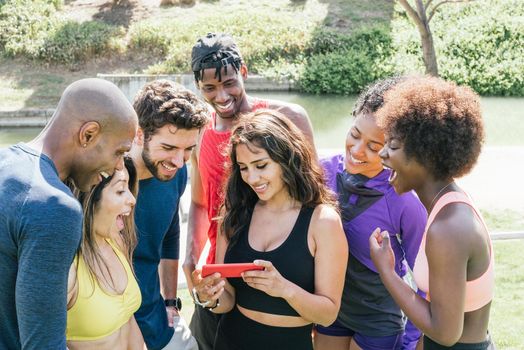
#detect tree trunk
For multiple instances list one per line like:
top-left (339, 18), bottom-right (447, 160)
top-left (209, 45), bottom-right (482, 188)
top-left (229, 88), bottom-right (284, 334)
top-left (419, 23), bottom-right (439, 76)
top-left (397, 0), bottom-right (440, 77)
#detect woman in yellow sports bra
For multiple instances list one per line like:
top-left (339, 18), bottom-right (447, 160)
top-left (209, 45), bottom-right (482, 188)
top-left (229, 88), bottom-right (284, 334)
top-left (66, 157), bottom-right (144, 350)
top-left (369, 76), bottom-right (495, 350)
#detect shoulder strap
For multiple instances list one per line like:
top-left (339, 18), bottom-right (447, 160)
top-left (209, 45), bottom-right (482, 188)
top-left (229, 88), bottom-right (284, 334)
top-left (426, 191), bottom-right (473, 230)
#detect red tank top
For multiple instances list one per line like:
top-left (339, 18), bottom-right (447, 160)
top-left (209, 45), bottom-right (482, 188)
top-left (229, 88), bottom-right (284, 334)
top-left (198, 99), bottom-right (269, 264)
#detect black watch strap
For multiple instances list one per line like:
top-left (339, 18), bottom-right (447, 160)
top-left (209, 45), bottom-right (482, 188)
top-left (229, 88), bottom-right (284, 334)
top-left (164, 297), bottom-right (182, 311)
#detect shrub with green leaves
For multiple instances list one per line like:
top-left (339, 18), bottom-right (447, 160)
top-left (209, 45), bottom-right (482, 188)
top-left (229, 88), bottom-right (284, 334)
top-left (0, 0), bottom-right (122, 64)
top-left (128, 6), bottom-right (321, 75)
top-left (299, 26), bottom-right (394, 94)
top-left (1, 0), bottom-right (522, 96)
top-left (391, 0), bottom-right (524, 96)
top-left (0, 0), bottom-right (59, 58)
top-left (40, 21), bottom-right (125, 64)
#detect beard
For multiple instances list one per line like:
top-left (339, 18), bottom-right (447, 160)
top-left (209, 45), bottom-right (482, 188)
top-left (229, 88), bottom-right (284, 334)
top-left (141, 141), bottom-right (176, 182)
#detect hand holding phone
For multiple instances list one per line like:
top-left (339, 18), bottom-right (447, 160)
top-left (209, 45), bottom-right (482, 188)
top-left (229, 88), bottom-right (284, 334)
top-left (201, 263), bottom-right (264, 278)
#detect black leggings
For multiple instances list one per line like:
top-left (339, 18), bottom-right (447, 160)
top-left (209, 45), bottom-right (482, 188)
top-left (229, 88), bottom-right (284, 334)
top-left (214, 306), bottom-right (313, 350)
top-left (424, 335), bottom-right (495, 350)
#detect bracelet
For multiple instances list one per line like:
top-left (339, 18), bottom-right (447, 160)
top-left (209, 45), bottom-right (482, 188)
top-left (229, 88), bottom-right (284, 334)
top-left (191, 287), bottom-right (220, 309)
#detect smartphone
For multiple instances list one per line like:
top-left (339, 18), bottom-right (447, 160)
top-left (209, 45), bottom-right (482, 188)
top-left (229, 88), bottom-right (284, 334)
top-left (201, 263), bottom-right (264, 278)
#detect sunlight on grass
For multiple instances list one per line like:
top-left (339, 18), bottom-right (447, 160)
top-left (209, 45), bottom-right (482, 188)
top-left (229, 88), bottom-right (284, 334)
top-left (489, 240), bottom-right (524, 349)
top-left (482, 209), bottom-right (524, 232)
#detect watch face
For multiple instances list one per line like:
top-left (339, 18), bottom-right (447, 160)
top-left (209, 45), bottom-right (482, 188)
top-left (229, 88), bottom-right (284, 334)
top-left (165, 297), bottom-right (182, 311)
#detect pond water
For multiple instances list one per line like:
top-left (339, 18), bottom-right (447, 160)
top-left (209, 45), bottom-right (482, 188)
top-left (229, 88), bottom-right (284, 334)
top-left (1, 93), bottom-right (523, 148)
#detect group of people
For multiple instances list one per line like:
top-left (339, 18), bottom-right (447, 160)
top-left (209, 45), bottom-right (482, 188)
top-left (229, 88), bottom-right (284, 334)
top-left (0, 32), bottom-right (494, 350)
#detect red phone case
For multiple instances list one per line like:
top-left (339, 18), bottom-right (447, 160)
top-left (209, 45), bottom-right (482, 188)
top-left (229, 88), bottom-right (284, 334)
top-left (201, 263), bottom-right (264, 278)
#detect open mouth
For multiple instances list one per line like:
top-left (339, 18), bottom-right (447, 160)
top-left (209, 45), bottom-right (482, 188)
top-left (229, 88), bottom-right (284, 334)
top-left (350, 153), bottom-right (365, 164)
top-left (161, 161), bottom-right (177, 172)
top-left (116, 211), bottom-right (131, 231)
top-left (215, 100), bottom-right (234, 113)
top-left (383, 164), bottom-right (398, 184)
top-left (253, 183), bottom-right (268, 193)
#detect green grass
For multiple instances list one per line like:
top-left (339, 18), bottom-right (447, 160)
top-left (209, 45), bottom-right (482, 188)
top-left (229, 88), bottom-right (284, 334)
top-left (0, 57), bottom-right (92, 109)
top-left (321, 0), bottom-right (393, 30)
top-left (481, 209), bottom-right (524, 232)
top-left (489, 240), bottom-right (524, 349)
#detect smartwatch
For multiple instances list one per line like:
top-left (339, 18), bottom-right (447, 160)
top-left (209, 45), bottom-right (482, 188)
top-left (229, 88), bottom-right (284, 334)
top-left (164, 297), bottom-right (182, 311)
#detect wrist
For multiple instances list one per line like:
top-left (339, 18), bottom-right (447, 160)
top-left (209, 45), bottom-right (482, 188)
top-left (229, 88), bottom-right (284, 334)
top-left (164, 297), bottom-right (182, 311)
top-left (282, 281), bottom-right (297, 301)
top-left (191, 288), bottom-right (220, 310)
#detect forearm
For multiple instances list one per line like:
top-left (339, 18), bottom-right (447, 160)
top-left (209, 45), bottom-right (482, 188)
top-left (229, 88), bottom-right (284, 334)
top-left (159, 259), bottom-right (179, 299)
top-left (380, 271), bottom-right (434, 335)
top-left (183, 202), bottom-right (210, 289)
top-left (284, 282), bottom-right (339, 326)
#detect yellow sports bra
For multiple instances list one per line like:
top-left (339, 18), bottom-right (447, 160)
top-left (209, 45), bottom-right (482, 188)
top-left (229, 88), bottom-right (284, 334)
top-left (66, 239), bottom-right (142, 341)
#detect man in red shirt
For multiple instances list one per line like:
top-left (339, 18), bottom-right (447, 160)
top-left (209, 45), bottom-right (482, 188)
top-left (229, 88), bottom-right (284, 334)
top-left (183, 33), bottom-right (315, 350)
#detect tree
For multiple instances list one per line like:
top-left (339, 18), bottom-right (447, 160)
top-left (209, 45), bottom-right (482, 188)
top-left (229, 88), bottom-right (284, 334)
top-left (396, 0), bottom-right (473, 77)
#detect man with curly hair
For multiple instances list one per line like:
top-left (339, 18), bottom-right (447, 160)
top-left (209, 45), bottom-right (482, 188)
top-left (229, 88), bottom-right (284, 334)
top-left (129, 80), bottom-right (210, 350)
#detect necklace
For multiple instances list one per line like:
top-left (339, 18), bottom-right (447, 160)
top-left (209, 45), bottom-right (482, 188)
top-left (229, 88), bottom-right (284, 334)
top-left (428, 182), bottom-right (454, 212)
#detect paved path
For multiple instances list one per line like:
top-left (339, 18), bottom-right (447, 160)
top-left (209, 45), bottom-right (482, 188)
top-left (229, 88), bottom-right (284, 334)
top-left (457, 146), bottom-right (524, 213)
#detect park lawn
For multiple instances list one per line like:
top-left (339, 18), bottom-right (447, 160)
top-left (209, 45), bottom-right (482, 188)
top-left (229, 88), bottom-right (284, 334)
top-left (177, 239), bottom-right (524, 350)
top-left (489, 240), bottom-right (524, 349)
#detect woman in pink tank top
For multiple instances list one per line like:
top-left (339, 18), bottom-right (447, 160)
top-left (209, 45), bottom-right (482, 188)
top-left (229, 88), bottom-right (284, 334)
top-left (369, 76), bottom-right (495, 350)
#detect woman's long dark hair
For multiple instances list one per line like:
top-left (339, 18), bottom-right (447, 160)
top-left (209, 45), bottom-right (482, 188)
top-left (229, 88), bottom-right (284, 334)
top-left (74, 157), bottom-right (138, 293)
top-left (220, 109), bottom-right (336, 246)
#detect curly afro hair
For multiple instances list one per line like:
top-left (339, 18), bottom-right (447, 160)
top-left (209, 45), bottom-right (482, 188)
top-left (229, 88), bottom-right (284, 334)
top-left (376, 76), bottom-right (485, 180)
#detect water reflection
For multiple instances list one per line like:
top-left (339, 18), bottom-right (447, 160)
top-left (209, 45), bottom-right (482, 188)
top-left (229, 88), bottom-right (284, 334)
top-left (1, 93), bottom-right (523, 148)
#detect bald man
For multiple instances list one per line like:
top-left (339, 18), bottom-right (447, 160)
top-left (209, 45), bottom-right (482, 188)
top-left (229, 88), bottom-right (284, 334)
top-left (0, 78), bottom-right (138, 350)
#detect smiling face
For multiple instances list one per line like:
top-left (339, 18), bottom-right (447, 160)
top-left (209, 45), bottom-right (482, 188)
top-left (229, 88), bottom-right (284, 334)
top-left (71, 123), bottom-right (136, 192)
top-left (235, 143), bottom-right (288, 203)
top-left (93, 167), bottom-right (136, 238)
top-left (379, 134), bottom-right (427, 195)
top-left (345, 112), bottom-right (385, 178)
top-left (197, 64), bottom-right (248, 119)
top-left (141, 124), bottom-right (199, 181)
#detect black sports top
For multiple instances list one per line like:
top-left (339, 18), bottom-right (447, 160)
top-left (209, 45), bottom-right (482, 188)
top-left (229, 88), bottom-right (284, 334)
top-left (224, 206), bottom-right (316, 317)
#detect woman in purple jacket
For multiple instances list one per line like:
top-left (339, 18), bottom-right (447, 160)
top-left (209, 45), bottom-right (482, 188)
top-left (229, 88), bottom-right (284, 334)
top-left (314, 77), bottom-right (427, 350)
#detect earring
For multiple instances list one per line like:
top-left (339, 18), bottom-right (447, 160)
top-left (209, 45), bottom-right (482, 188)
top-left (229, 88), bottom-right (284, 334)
top-left (83, 143), bottom-right (87, 148)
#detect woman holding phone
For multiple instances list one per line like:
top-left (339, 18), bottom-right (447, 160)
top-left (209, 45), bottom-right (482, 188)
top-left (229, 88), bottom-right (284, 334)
top-left (370, 76), bottom-right (495, 349)
top-left (192, 110), bottom-right (348, 350)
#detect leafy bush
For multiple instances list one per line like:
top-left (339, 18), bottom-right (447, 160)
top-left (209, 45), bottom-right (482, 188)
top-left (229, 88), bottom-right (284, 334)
top-left (128, 6), bottom-right (321, 75)
top-left (299, 26), bottom-right (394, 94)
top-left (0, 0), bottom-right (123, 64)
top-left (1, 0), bottom-right (522, 96)
top-left (40, 21), bottom-right (125, 64)
top-left (0, 0), bottom-right (59, 57)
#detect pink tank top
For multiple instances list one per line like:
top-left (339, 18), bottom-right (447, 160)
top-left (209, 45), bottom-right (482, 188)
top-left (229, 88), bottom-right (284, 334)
top-left (413, 191), bottom-right (494, 312)
top-left (198, 99), bottom-right (269, 264)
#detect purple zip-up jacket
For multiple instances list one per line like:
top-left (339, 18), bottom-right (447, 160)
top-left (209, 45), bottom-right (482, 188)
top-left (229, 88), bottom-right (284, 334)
top-left (322, 154), bottom-right (427, 349)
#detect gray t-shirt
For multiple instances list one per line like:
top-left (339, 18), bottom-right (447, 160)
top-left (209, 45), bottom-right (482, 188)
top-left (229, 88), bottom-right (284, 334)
top-left (0, 143), bottom-right (82, 349)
